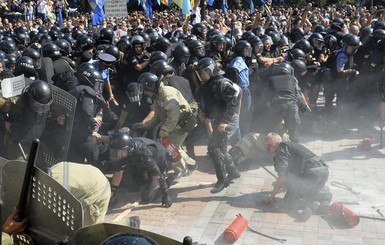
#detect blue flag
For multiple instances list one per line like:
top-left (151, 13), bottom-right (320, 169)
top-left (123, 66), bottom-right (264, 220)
top-left (207, 0), bottom-right (214, 6)
top-left (91, 0), bottom-right (105, 26)
top-left (250, 0), bottom-right (255, 14)
top-left (141, 0), bottom-right (153, 19)
top-left (222, 0), bottom-right (228, 14)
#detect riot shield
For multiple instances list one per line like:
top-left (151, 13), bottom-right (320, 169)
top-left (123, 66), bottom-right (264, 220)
top-left (37, 85), bottom-right (76, 168)
top-left (1, 160), bottom-right (83, 244)
top-left (74, 223), bottom-right (182, 245)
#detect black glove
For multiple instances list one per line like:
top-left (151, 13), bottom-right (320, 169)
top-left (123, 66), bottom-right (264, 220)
top-left (132, 122), bottom-right (148, 130)
top-left (162, 193), bottom-right (172, 208)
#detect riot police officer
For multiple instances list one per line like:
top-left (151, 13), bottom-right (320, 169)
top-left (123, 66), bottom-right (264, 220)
top-left (195, 58), bottom-right (241, 193)
top-left (125, 35), bottom-right (151, 86)
top-left (109, 132), bottom-right (173, 208)
top-left (170, 43), bottom-right (190, 77)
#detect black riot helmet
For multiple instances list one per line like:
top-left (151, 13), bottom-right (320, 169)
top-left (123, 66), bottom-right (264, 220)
top-left (342, 33), bottom-right (360, 54)
top-left (241, 31), bottom-right (255, 41)
top-left (126, 82), bottom-right (143, 103)
top-left (14, 56), bottom-right (38, 78)
top-left (104, 45), bottom-right (120, 61)
top-left (138, 72), bottom-right (160, 93)
top-left (290, 59), bottom-right (307, 78)
top-left (0, 40), bottom-right (16, 55)
top-left (172, 44), bottom-right (190, 64)
top-left (116, 38), bottom-right (131, 54)
top-left (14, 32), bottom-right (29, 46)
top-left (247, 35), bottom-right (263, 55)
top-left (24, 80), bottom-right (53, 113)
top-left (373, 21), bottom-right (385, 31)
top-left (308, 33), bottom-right (324, 51)
top-left (191, 23), bottom-right (207, 40)
top-left (290, 27), bottom-right (305, 43)
top-left (187, 39), bottom-right (205, 57)
top-left (41, 34), bottom-right (53, 44)
top-left (48, 30), bottom-right (60, 41)
top-left (76, 64), bottom-right (104, 88)
top-left (287, 48), bottom-right (306, 61)
top-left (99, 28), bottom-right (114, 45)
top-left (359, 26), bottom-right (373, 44)
top-left (293, 39), bottom-right (313, 55)
top-left (55, 39), bottom-right (72, 56)
top-left (109, 132), bottom-right (135, 161)
top-left (153, 37), bottom-right (171, 54)
top-left (313, 25), bottom-right (326, 34)
top-left (268, 62), bottom-right (294, 77)
top-left (22, 48), bottom-right (42, 69)
top-left (149, 51), bottom-right (167, 66)
top-left (78, 35), bottom-right (96, 52)
top-left (101, 233), bottom-right (159, 245)
top-left (139, 32), bottom-right (151, 48)
top-left (371, 29), bottom-right (385, 46)
top-left (234, 40), bottom-right (252, 57)
top-left (207, 28), bottom-right (221, 40)
top-left (150, 60), bottom-right (175, 77)
top-left (4, 54), bottom-right (17, 70)
top-left (195, 57), bottom-right (223, 82)
top-left (210, 34), bottom-right (226, 52)
top-left (42, 42), bottom-right (62, 60)
top-left (324, 34), bottom-right (339, 51)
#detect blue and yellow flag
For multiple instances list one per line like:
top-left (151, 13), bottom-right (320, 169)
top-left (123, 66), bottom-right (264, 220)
top-left (90, 0), bottom-right (105, 26)
top-left (260, 0), bottom-right (271, 15)
top-left (250, 0), bottom-right (255, 14)
top-left (173, 0), bottom-right (191, 16)
top-left (222, 0), bottom-right (228, 14)
top-left (140, 0), bottom-right (153, 19)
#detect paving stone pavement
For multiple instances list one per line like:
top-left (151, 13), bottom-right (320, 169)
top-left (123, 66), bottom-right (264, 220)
top-left (105, 123), bottom-right (385, 245)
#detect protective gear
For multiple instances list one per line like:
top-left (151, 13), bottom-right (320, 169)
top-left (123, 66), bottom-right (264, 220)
top-left (314, 25), bottom-right (326, 34)
top-left (0, 40), bottom-right (16, 54)
top-left (100, 233), bottom-right (159, 245)
top-left (126, 82), bottom-right (143, 103)
top-left (153, 37), bottom-right (171, 54)
top-left (109, 132), bottom-right (134, 160)
top-left (76, 64), bottom-right (104, 87)
top-left (360, 27), bottom-right (373, 43)
top-left (231, 28), bottom-right (243, 41)
top-left (208, 148), bottom-right (229, 193)
top-left (22, 48), bottom-right (42, 69)
top-left (191, 23), bottom-right (207, 40)
top-left (293, 39), bottom-right (313, 54)
top-left (267, 31), bottom-right (281, 46)
top-left (309, 33), bottom-right (324, 51)
top-left (131, 35), bottom-right (145, 46)
top-left (268, 62), bottom-right (294, 77)
top-left (241, 31), bottom-right (255, 41)
top-left (48, 30), bottom-right (60, 41)
top-left (41, 34), bottom-right (53, 43)
top-left (291, 59), bottom-right (308, 78)
top-left (210, 34), bottom-right (226, 52)
top-left (14, 32), bottom-right (29, 46)
top-left (149, 51), bottom-right (167, 65)
top-left (104, 45), bottom-right (120, 60)
top-left (116, 38), bottom-right (131, 53)
top-left (207, 28), bottom-right (221, 40)
top-left (24, 80), bottom-right (53, 113)
top-left (55, 39), bottom-right (72, 56)
top-left (78, 35), bottom-right (96, 52)
top-left (290, 27), bottom-right (305, 43)
top-left (42, 42), bottom-right (62, 60)
top-left (99, 28), bottom-right (114, 45)
top-left (233, 40), bottom-right (252, 57)
top-left (195, 57), bottom-right (223, 82)
top-left (371, 29), bottom-right (385, 45)
top-left (324, 34), bottom-right (338, 51)
top-left (342, 34), bottom-right (360, 54)
top-left (374, 21), bottom-right (385, 31)
top-left (14, 56), bottom-right (37, 78)
top-left (247, 35), bottom-right (263, 55)
top-left (288, 48), bottom-right (306, 61)
top-left (150, 60), bottom-right (175, 77)
top-left (4, 54), bottom-right (17, 68)
top-left (172, 44), bottom-right (190, 64)
top-left (187, 39), bottom-right (205, 57)
top-left (138, 72), bottom-right (160, 93)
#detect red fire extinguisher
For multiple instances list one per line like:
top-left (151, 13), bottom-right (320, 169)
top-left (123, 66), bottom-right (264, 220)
top-left (161, 137), bottom-right (181, 163)
top-left (329, 201), bottom-right (360, 227)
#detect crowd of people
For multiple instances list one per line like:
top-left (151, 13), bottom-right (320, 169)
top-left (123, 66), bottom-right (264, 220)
top-left (1, 1), bottom-right (385, 239)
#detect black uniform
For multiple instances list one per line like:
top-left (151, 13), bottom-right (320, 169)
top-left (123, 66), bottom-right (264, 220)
top-left (266, 69), bottom-right (301, 142)
top-left (122, 137), bottom-right (170, 202)
top-left (126, 50), bottom-right (150, 85)
top-left (200, 75), bottom-right (241, 190)
top-left (68, 85), bottom-right (100, 164)
top-left (120, 94), bottom-right (152, 136)
top-left (273, 142), bottom-right (330, 203)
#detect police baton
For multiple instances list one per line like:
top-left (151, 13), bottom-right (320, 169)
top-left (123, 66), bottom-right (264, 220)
top-left (255, 162), bottom-right (278, 179)
top-left (13, 139), bottom-right (40, 222)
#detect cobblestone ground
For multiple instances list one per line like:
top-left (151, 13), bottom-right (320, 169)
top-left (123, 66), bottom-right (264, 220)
top-left (105, 120), bottom-right (385, 245)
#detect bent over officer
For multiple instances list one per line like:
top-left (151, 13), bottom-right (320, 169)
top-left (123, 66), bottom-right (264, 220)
top-left (108, 132), bottom-right (173, 208)
top-left (196, 57), bottom-right (241, 193)
top-left (263, 132), bottom-right (332, 218)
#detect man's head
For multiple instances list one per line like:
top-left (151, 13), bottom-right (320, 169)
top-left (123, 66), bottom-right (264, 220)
top-left (265, 132), bottom-right (282, 154)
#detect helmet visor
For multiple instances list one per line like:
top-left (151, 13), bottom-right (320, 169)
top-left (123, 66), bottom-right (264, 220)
top-left (28, 94), bottom-right (53, 113)
top-left (195, 67), bottom-right (212, 82)
top-left (126, 83), bottom-right (143, 103)
top-left (109, 146), bottom-right (129, 161)
top-left (194, 46), bottom-right (205, 57)
top-left (243, 47), bottom-right (252, 57)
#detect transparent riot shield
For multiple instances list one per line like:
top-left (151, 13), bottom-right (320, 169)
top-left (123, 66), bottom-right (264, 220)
top-left (74, 223), bottom-right (182, 245)
top-left (37, 85), bottom-right (76, 168)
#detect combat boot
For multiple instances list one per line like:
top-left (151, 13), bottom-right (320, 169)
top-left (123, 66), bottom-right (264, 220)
top-left (210, 179), bottom-right (229, 193)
